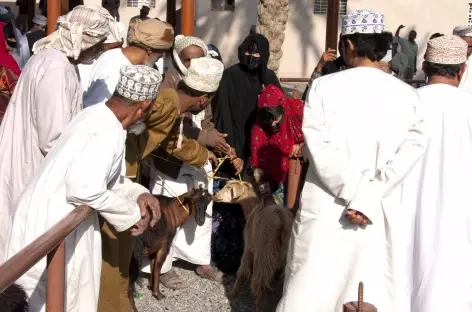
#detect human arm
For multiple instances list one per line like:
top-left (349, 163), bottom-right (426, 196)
top-left (199, 105), bottom-right (232, 155)
top-left (36, 68), bottom-right (78, 155)
top-left (395, 25), bottom-right (405, 37)
top-left (65, 132), bottom-right (141, 232)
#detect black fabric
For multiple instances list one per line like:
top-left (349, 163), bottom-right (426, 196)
top-left (26, 30), bottom-right (45, 54)
top-left (257, 105), bottom-right (284, 131)
top-left (211, 34), bottom-right (281, 178)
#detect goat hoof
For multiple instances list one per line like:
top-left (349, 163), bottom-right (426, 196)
top-left (153, 291), bottom-right (165, 300)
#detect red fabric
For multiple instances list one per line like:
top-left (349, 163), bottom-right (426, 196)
top-left (0, 22), bottom-right (21, 77)
top-left (249, 84), bottom-right (304, 184)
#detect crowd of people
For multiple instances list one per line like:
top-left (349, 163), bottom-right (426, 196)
top-left (1, 4), bottom-right (472, 312)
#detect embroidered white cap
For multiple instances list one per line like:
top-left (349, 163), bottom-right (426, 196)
top-left (181, 57), bottom-right (224, 93)
top-left (32, 15), bottom-right (47, 26)
top-left (453, 26), bottom-right (472, 37)
top-left (341, 9), bottom-right (385, 36)
top-left (425, 35), bottom-right (468, 65)
top-left (116, 65), bottom-right (163, 101)
top-left (172, 34), bottom-right (208, 74)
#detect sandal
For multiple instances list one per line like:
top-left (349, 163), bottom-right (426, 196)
top-left (160, 269), bottom-right (187, 290)
top-left (195, 265), bottom-right (224, 284)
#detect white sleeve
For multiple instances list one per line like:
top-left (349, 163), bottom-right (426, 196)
top-left (36, 68), bottom-right (75, 155)
top-left (65, 132), bottom-right (141, 232)
top-left (303, 79), bottom-right (369, 203)
top-left (111, 177), bottom-right (149, 201)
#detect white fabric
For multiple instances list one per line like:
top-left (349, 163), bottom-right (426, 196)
top-left (32, 15), bottom-right (47, 26)
top-left (0, 48), bottom-right (82, 262)
top-left (14, 27), bottom-right (30, 69)
top-left (453, 25), bottom-right (472, 37)
top-left (407, 84), bottom-right (472, 312)
top-left (78, 61), bottom-right (94, 93)
top-left (277, 67), bottom-right (426, 312)
top-left (341, 9), bottom-right (385, 35)
top-left (459, 53), bottom-right (472, 96)
top-left (5, 104), bottom-right (146, 312)
top-left (83, 48), bottom-right (131, 108)
top-left (104, 21), bottom-right (125, 43)
top-left (381, 49), bottom-right (392, 62)
top-left (141, 114), bottom-right (213, 273)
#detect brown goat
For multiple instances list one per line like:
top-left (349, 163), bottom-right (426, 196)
top-left (213, 177), bottom-right (294, 312)
top-left (129, 186), bottom-right (212, 311)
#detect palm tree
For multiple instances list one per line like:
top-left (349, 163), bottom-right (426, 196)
top-left (256, 0), bottom-right (289, 74)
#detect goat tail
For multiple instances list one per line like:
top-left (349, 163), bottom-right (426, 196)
top-left (0, 283), bottom-right (28, 312)
top-left (249, 205), bottom-right (294, 298)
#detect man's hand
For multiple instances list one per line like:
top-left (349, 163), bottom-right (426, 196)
top-left (213, 132), bottom-right (232, 156)
top-left (232, 158), bottom-right (244, 175)
top-left (345, 209), bottom-right (371, 226)
top-left (130, 212), bottom-right (151, 236)
top-left (315, 48), bottom-right (337, 73)
top-left (137, 193), bottom-right (160, 227)
top-left (228, 147), bottom-right (237, 160)
top-left (208, 151), bottom-right (218, 165)
top-left (288, 143), bottom-right (303, 158)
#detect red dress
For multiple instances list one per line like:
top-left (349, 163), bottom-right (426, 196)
top-left (249, 84), bottom-right (304, 186)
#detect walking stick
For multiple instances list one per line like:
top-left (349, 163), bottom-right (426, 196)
top-left (342, 282), bottom-right (377, 312)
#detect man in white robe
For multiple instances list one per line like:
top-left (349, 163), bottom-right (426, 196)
top-left (5, 64), bottom-right (163, 312)
top-left (83, 18), bottom-right (174, 108)
top-left (78, 21), bottom-right (125, 94)
top-left (277, 10), bottom-right (427, 312)
top-left (453, 26), bottom-right (472, 96)
top-left (147, 57), bottom-right (225, 286)
top-left (407, 35), bottom-right (472, 312)
top-left (0, 5), bottom-right (121, 263)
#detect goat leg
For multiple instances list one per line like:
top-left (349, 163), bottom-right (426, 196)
top-left (152, 248), bottom-right (168, 300)
top-left (147, 257), bottom-right (155, 291)
top-left (226, 270), bottom-right (246, 299)
top-left (254, 290), bottom-right (267, 312)
top-left (128, 286), bottom-right (139, 312)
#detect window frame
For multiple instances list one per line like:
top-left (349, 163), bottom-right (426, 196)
top-left (313, 0), bottom-right (347, 16)
top-left (211, 0), bottom-right (235, 12)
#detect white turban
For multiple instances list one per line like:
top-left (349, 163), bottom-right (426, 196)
top-left (104, 21), bottom-right (125, 43)
top-left (172, 35), bottom-right (208, 73)
top-left (33, 5), bottom-right (121, 60)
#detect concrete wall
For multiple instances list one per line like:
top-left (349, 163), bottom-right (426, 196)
top-left (4, 0), bottom-right (468, 78)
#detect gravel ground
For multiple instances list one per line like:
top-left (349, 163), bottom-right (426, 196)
top-left (134, 261), bottom-right (282, 312)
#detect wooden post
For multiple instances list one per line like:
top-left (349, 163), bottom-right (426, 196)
top-left (180, 0), bottom-right (194, 36)
top-left (166, 0), bottom-right (177, 29)
top-left (46, 241), bottom-right (66, 312)
top-left (343, 282), bottom-right (377, 312)
top-left (325, 0), bottom-right (340, 51)
top-left (61, 0), bottom-right (69, 16)
top-left (47, 0), bottom-right (61, 34)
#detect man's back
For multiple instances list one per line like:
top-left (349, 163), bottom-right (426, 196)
top-left (410, 84), bottom-right (472, 312)
top-left (0, 48), bottom-right (81, 261)
top-left (305, 66), bottom-right (419, 189)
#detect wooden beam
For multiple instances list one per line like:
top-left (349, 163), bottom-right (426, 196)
top-left (61, 0), bottom-right (69, 15)
top-left (47, 0), bottom-right (61, 34)
top-left (180, 0), bottom-right (194, 36)
top-left (325, 0), bottom-right (340, 51)
top-left (166, 0), bottom-right (176, 29)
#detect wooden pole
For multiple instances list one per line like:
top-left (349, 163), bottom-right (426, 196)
top-left (166, 0), bottom-right (177, 29)
top-left (180, 0), bottom-right (194, 36)
top-left (60, 0), bottom-right (69, 16)
top-left (46, 241), bottom-right (66, 312)
top-left (47, 0), bottom-right (61, 34)
top-left (325, 0), bottom-right (340, 51)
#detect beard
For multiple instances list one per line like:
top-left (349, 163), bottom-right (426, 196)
top-left (128, 118), bottom-right (147, 135)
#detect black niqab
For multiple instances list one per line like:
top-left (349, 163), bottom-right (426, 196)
top-left (212, 34), bottom-right (282, 177)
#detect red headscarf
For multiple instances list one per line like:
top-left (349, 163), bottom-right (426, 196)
top-left (0, 22), bottom-right (21, 76)
top-left (249, 84), bottom-right (304, 185)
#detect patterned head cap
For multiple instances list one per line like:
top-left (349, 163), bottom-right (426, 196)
top-left (425, 35), bottom-right (468, 65)
top-left (341, 9), bottom-right (385, 36)
top-left (172, 35), bottom-right (208, 74)
top-left (181, 57), bottom-right (224, 93)
top-left (116, 65), bottom-right (162, 101)
top-left (453, 26), bottom-right (472, 37)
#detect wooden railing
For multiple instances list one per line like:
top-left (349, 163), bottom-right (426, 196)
top-left (0, 205), bottom-right (94, 312)
top-left (280, 77), bottom-right (426, 89)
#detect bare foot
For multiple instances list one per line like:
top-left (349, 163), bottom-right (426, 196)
top-left (195, 265), bottom-right (224, 284)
